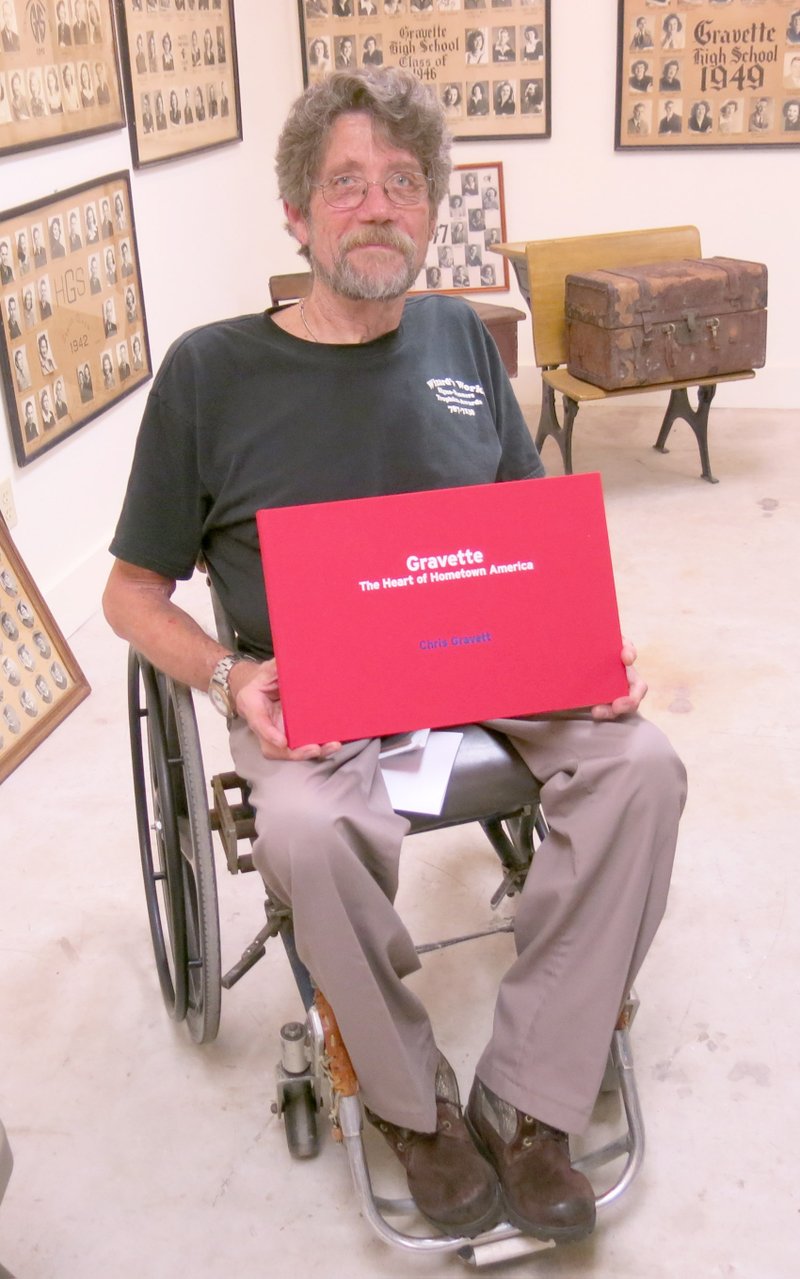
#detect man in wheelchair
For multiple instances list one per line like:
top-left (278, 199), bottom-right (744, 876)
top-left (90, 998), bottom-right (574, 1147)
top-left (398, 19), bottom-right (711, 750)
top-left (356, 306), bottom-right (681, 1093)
top-left (104, 68), bottom-right (687, 1245)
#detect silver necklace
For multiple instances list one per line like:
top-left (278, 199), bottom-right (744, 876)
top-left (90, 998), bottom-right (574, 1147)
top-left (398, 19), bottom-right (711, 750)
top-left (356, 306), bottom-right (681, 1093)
top-left (299, 298), bottom-right (319, 343)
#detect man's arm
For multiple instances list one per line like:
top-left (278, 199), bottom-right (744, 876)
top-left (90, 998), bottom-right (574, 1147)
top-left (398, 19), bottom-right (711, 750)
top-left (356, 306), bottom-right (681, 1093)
top-left (103, 559), bottom-right (340, 761)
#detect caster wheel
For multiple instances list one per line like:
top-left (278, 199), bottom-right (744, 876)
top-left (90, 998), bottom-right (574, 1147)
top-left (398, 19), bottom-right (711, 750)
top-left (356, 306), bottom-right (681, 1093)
top-left (282, 1080), bottom-right (320, 1160)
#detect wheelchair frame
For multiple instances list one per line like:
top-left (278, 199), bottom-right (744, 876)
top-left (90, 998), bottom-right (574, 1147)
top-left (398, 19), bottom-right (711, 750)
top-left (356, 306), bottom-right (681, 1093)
top-left (127, 646), bottom-right (644, 1268)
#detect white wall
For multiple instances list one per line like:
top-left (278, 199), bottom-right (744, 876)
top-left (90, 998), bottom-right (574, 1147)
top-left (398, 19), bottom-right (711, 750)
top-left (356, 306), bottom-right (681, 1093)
top-left (1, 0), bottom-right (797, 635)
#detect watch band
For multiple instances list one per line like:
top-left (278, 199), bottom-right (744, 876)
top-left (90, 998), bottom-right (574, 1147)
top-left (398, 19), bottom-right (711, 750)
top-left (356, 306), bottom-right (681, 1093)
top-left (208, 652), bottom-right (253, 718)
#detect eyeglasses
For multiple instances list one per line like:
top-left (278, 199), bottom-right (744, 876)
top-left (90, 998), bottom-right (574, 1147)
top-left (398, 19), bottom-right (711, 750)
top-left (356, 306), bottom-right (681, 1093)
top-left (313, 172), bottom-right (431, 210)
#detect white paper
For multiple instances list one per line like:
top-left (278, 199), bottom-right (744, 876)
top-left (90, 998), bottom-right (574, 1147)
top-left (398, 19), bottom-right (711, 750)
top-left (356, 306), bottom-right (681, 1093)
top-left (380, 731), bottom-right (463, 815)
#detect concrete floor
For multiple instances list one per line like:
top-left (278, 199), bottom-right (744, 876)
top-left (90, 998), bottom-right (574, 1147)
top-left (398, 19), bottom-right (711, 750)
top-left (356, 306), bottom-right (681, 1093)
top-left (1, 399), bottom-right (798, 1278)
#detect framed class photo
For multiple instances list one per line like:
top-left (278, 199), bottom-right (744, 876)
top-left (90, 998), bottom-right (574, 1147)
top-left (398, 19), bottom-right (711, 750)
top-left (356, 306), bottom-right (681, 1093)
top-left (116, 0), bottom-right (243, 167)
top-left (0, 0), bottom-right (125, 158)
top-left (298, 0), bottom-right (551, 142)
top-left (616, 0), bottom-right (800, 149)
top-left (0, 171), bottom-right (152, 467)
top-left (0, 518), bottom-right (90, 784)
top-left (411, 161), bottom-right (509, 294)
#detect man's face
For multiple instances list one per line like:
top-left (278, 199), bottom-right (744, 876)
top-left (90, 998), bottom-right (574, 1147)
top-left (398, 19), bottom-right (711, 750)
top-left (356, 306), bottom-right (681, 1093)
top-left (0, 243), bottom-right (9, 267)
top-left (8, 297), bottom-right (17, 318)
top-left (788, 103), bottom-right (800, 123)
top-left (285, 113), bottom-right (435, 303)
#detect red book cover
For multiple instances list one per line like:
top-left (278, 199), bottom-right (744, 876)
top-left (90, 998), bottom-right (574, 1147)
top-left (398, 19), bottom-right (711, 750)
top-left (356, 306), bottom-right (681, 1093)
top-left (257, 474), bottom-right (628, 747)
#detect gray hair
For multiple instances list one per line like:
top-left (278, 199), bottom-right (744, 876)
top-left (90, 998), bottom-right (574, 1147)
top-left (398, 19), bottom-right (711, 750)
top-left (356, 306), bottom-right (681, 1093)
top-left (275, 68), bottom-right (452, 216)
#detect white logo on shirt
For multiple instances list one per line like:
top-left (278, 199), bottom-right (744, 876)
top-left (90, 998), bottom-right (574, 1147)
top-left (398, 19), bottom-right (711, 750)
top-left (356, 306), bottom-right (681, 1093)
top-left (426, 376), bottom-right (487, 417)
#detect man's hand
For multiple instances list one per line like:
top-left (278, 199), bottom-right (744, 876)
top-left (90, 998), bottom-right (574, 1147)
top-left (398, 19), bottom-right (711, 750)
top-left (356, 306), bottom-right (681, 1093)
top-left (231, 659), bottom-right (342, 761)
top-left (591, 637), bottom-right (648, 722)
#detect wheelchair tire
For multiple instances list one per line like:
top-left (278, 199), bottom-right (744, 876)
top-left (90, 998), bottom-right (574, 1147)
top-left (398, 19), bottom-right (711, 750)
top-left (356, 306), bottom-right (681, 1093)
top-left (282, 1080), bottom-right (320, 1160)
top-left (128, 650), bottom-right (222, 1044)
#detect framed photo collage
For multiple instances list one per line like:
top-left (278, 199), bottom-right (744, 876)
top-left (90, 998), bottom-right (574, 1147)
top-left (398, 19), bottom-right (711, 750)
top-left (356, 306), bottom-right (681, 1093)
top-left (299, 0), bottom-right (552, 142)
top-left (616, 0), bottom-right (800, 149)
top-left (0, 172), bottom-right (151, 466)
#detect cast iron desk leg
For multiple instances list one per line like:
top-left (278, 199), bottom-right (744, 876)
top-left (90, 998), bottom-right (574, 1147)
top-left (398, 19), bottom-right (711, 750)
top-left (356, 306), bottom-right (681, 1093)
top-left (536, 380), bottom-right (579, 475)
top-left (654, 384), bottom-right (719, 484)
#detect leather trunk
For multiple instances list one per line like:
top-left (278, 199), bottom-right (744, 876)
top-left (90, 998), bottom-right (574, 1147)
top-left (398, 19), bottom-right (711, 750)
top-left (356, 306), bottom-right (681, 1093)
top-left (565, 257), bottom-right (767, 390)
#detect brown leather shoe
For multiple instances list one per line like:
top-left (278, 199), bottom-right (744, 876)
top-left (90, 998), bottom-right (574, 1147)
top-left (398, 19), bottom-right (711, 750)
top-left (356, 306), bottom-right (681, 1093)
top-left (466, 1078), bottom-right (596, 1243)
top-left (366, 1062), bottom-right (501, 1237)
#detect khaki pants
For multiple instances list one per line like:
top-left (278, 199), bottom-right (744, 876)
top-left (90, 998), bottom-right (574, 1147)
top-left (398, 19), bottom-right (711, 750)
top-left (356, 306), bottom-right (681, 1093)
top-left (229, 713), bottom-right (686, 1135)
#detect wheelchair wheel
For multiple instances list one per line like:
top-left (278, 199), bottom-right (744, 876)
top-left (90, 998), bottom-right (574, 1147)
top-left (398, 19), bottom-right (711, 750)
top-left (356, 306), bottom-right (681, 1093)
top-left (282, 1080), bottom-right (320, 1160)
top-left (128, 650), bottom-right (222, 1043)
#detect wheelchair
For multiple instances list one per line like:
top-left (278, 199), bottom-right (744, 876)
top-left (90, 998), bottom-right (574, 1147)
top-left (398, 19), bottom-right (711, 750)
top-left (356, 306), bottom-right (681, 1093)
top-left (126, 601), bottom-right (645, 1268)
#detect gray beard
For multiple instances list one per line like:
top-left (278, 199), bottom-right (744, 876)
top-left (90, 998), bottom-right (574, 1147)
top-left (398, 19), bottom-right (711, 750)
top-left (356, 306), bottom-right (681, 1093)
top-left (308, 227), bottom-right (424, 302)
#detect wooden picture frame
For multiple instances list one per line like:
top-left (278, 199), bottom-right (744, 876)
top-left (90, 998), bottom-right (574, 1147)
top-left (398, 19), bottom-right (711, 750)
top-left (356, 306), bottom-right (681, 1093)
top-left (298, 0), bottom-right (551, 143)
top-left (616, 0), bottom-right (800, 150)
top-left (0, 0), bottom-right (125, 158)
top-left (116, 0), bottom-right (243, 168)
top-left (0, 517), bottom-right (90, 784)
top-left (0, 170), bottom-right (152, 467)
top-left (411, 160), bottom-right (509, 292)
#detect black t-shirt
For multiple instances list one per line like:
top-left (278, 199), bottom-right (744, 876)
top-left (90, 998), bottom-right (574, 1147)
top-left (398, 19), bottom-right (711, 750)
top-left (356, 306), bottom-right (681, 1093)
top-left (110, 294), bottom-right (543, 657)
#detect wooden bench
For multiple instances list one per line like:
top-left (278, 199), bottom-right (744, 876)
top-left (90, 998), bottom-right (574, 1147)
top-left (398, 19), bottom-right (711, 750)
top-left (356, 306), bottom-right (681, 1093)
top-left (493, 226), bottom-right (758, 483)
top-left (268, 272), bottom-right (527, 379)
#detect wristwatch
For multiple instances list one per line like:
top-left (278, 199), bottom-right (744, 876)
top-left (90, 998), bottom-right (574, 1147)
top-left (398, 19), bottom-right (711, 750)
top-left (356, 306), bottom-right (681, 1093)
top-left (208, 652), bottom-right (254, 718)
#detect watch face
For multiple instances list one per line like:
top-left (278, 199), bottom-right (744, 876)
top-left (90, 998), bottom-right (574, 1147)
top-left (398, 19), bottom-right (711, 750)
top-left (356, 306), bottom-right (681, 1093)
top-left (209, 682), bottom-right (231, 716)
